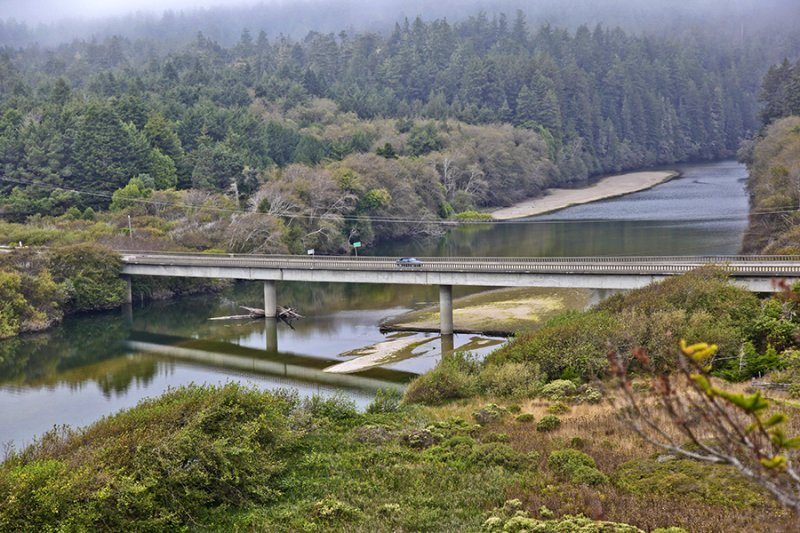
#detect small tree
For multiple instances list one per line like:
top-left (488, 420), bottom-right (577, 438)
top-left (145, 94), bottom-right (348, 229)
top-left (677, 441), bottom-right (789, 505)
top-left (609, 340), bottom-right (800, 513)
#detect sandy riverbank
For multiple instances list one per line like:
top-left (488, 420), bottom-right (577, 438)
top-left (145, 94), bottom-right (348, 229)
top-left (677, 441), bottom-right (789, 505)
top-left (491, 170), bottom-right (679, 220)
top-left (381, 287), bottom-right (591, 335)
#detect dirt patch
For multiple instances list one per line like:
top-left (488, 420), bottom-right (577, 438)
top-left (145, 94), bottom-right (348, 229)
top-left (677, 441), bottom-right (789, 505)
top-left (492, 170), bottom-right (679, 220)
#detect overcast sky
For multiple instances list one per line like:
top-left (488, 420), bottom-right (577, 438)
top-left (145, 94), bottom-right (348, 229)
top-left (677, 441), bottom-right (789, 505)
top-left (2, 0), bottom-right (272, 23)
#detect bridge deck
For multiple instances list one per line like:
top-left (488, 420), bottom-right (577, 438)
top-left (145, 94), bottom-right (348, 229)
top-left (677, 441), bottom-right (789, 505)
top-left (120, 252), bottom-right (800, 276)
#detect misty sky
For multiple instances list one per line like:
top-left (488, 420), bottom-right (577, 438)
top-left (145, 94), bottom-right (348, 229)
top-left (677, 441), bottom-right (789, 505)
top-left (2, 0), bottom-right (270, 23)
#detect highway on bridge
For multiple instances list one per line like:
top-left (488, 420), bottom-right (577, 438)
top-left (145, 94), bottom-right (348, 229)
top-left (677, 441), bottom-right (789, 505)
top-left (120, 252), bottom-right (800, 334)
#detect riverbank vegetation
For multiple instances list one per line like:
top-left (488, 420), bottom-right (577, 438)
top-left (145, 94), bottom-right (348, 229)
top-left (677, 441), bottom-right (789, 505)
top-left (0, 243), bottom-right (125, 338)
top-left (740, 57), bottom-right (800, 254)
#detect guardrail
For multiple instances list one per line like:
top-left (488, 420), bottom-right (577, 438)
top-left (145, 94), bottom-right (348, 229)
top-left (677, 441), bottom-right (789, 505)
top-left (119, 252), bottom-right (800, 277)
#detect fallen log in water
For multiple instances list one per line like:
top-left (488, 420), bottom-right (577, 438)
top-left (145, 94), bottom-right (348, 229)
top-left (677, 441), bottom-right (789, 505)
top-left (209, 305), bottom-right (305, 324)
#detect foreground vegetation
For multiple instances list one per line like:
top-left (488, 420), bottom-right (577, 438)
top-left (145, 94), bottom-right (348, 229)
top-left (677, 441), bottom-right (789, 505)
top-left (3, 268), bottom-right (800, 531)
top-left (2, 382), bottom-right (796, 532)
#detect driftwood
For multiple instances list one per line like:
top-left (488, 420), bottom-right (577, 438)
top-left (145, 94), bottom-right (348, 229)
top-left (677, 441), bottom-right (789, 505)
top-left (210, 305), bottom-right (304, 328)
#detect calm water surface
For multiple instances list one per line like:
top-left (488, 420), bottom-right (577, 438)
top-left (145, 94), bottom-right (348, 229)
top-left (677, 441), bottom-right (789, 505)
top-left (0, 160), bottom-right (749, 448)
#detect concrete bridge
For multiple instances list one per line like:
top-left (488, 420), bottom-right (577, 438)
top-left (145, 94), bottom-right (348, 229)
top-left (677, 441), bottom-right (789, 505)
top-left (120, 252), bottom-right (800, 334)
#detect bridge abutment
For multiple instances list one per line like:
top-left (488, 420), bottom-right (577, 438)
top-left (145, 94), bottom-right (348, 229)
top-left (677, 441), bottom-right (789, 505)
top-left (264, 280), bottom-right (277, 318)
top-left (439, 284), bottom-right (453, 335)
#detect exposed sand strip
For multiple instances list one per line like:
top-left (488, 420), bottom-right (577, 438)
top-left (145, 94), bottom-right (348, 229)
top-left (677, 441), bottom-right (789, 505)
top-left (491, 170), bottom-right (679, 220)
top-left (323, 335), bottom-right (437, 374)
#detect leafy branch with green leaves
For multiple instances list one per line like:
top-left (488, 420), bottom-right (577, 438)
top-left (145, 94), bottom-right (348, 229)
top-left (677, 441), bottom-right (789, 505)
top-left (610, 339), bottom-right (800, 513)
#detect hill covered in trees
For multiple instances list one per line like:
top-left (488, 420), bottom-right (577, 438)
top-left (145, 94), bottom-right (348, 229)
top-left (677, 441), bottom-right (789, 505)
top-left (1, 6), bottom-right (798, 253)
top-left (740, 57), bottom-right (800, 254)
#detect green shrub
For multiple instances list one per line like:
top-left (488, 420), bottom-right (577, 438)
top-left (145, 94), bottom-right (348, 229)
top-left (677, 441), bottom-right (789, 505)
top-left (616, 458), bottom-right (767, 508)
top-left (470, 442), bottom-right (528, 469)
top-left (569, 436), bottom-right (585, 449)
top-left (540, 379), bottom-right (578, 400)
top-left (312, 495), bottom-right (361, 522)
top-left (0, 271), bottom-right (35, 338)
top-left (454, 210), bottom-right (493, 221)
top-left (548, 448), bottom-right (595, 473)
top-left (536, 415), bottom-right (561, 432)
top-left (479, 361), bottom-right (542, 398)
top-left (488, 311), bottom-right (619, 381)
top-left (404, 352), bottom-right (479, 404)
top-left (548, 448), bottom-right (608, 485)
top-left (547, 402), bottom-right (571, 414)
top-left (570, 464), bottom-right (610, 485)
top-left (302, 393), bottom-right (358, 422)
top-left (483, 432), bottom-right (510, 443)
top-left (0, 384), bottom-right (295, 531)
top-left (367, 388), bottom-right (403, 414)
top-left (482, 499), bottom-right (643, 532)
top-left (515, 413), bottom-right (535, 423)
top-left (576, 385), bottom-right (603, 404)
top-left (472, 403), bottom-right (508, 425)
top-left (714, 342), bottom-right (784, 381)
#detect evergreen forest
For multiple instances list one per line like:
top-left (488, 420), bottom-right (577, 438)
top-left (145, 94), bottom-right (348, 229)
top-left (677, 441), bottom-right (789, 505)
top-left (0, 5), bottom-right (798, 252)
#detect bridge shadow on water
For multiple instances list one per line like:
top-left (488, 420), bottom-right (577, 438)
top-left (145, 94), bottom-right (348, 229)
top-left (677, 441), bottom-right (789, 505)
top-left (126, 329), bottom-right (416, 394)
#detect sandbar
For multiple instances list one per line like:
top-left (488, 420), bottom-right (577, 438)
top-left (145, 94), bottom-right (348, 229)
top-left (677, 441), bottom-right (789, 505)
top-left (382, 287), bottom-right (590, 335)
top-left (491, 170), bottom-right (679, 220)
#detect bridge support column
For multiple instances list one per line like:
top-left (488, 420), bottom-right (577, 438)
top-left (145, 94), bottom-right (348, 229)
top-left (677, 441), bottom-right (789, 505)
top-left (439, 285), bottom-right (453, 335)
top-left (441, 333), bottom-right (454, 356)
top-left (123, 276), bottom-right (132, 304)
top-left (264, 281), bottom-right (277, 318)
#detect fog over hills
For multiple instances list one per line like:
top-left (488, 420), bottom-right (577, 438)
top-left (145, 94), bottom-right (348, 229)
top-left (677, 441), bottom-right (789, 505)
top-left (2, 0), bottom-right (799, 49)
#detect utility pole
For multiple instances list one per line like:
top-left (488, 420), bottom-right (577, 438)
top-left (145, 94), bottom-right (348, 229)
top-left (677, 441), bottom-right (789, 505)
top-left (128, 215), bottom-right (133, 240)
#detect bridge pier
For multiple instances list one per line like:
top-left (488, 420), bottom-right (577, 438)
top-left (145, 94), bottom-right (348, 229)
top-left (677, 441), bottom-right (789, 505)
top-left (439, 285), bottom-right (453, 335)
top-left (441, 333), bottom-right (454, 356)
top-left (264, 281), bottom-right (277, 318)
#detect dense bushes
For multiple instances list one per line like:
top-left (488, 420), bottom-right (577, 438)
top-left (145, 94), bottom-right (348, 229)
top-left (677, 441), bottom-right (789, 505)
top-left (47, 243), bottom-right (126, 312)
top-left (0, 384), bottom-right (296, 531)
top-left (404, 352), bottom-right (480, 404)
top-left (548, 449), bottom-right (608, 485)
top-left (0, 250), bottom-right (63, 337)
top-left (487, 267), bottom-right (768, 383)
top-left (0, 385), bottom-right (541, 532)
top-left (489, 310), bottom-right (618, 380)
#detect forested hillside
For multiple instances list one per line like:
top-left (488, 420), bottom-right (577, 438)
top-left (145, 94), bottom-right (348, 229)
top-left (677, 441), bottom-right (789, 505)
top-left (1, 8), bottom-right (798, 252)
top-left (740, 57), bottom-right (800, 254)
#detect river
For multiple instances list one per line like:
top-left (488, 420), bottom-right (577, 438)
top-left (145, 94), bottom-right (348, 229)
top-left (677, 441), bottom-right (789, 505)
top-left (0, 160), bottom-right (749, 449)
